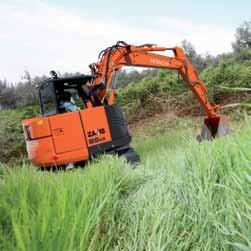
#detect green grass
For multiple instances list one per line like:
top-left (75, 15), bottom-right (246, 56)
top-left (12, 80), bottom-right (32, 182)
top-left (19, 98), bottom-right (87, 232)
top-left (0, 157), bottom-right (134, 251)
top-left (0, 117), bottom-right (251, 250)
top-left (113, 125), bottom-right (251, 250)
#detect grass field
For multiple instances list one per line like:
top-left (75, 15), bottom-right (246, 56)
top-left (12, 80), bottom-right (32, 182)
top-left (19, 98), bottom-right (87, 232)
top-left (0, 116), bottom-right (251, 250)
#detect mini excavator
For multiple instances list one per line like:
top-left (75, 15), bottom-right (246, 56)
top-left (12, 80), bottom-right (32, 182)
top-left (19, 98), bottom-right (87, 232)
top-left (22, 41), bottom-right (229, 168)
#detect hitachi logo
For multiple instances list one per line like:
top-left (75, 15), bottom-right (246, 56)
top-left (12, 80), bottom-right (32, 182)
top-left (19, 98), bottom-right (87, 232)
top-left (150, 58), bottom-right (167, 66)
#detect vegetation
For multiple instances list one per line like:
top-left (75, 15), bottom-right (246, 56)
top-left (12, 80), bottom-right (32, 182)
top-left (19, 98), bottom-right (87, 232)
top-left (0, 106), bottom-right (39, 163)
top-left (0, 157), bottom-right (129, 251)
top-left (202, 61), bottom-right (251, 90)
top-left (0, 116), bottom-right (251, 250)
top-left (115, 60), bottom-right (251, 122)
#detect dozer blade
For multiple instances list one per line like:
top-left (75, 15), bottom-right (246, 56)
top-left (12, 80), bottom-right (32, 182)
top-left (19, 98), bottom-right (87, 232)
top-left (197, 117), bottom-right (230, 142)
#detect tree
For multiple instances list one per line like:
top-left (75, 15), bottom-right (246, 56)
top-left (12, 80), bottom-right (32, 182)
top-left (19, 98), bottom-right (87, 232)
top-left (181, 40), bottom-right (218, 72)
top-left (0, 80), bottom-right (18, 109)
top-left (232, 21), bottom-right (251, 51)
top-left (232, 21), bottom-right (251, 62)
top-left (14, 71), bottom-right (38, 107)
top-left (181, 40), bottom-right (207, 72)
top-left (182, 40), bottom-right (197, 60)
top-left (0, 71), bottom-right (47, 110)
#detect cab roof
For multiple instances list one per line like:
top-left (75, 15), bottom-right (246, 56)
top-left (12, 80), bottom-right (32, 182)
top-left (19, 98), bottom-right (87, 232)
top-left (38, 74), bottom-right (94, 90)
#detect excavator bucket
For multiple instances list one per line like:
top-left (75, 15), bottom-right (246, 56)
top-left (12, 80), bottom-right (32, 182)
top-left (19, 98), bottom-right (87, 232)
top-left (197, 117), bottom-right (230, 141)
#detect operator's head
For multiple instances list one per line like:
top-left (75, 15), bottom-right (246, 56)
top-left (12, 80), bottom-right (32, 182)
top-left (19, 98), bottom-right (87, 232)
top-left (62, 91), bottom-right (72, 102)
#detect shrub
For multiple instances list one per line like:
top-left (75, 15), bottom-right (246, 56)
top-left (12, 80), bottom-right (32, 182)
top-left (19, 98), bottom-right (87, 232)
top-left (0, 106), bottom-right (39, 163)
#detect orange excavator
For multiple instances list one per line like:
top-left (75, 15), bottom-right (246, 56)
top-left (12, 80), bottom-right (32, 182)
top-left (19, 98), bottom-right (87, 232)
top-left (22, 41), bottom-right (229, 168)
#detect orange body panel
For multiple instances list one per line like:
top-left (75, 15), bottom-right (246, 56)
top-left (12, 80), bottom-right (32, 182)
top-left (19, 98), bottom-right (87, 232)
top-left (26, 137), bottom-right (89, 166)
top-left (49, 112), bottom-right (87, 154)
top-left (23, 117), bottom-right (51, 139)
top-left (22, 107), bottom-right (113, 167)
top-left (25, 137), bottom-right (55, 166)
top-left (23, 111), bottom-right (90, 167)
top-left (80, 106), bottom-right (112, 147)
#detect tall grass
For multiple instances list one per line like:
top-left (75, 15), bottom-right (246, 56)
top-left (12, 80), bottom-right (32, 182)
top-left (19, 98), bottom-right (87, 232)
top-left (0, 118), bottom-right (251, 250)
top-left (0, 157), bottom-right (133, 251)
top-left (105, 120), bottom-right (251, 250)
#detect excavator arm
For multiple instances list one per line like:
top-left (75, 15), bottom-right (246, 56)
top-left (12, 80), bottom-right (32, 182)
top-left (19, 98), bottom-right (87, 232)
top-left (89, 41), bottom-right (229, 139)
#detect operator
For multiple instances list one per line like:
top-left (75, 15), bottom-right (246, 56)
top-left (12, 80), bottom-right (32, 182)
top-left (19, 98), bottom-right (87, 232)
top-left (60, 92), bottom-right (79, 112)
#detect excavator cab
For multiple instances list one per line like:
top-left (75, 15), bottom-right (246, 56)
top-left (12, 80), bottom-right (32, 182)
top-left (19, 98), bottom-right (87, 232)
top-left (38, 75), bottom-right (93, 116)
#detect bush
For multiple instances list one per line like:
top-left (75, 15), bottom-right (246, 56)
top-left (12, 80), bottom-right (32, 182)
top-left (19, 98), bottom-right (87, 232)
top-left (116, 70), bottom-right (204, 121)
top-left (0, 106), bottom-right (40, 163)
top-left (115, 62), bottom-right (251, 121)
top-left (116, 70), bottom-right (187, 106)
top-left (202, 61), bottom-right (251, 89)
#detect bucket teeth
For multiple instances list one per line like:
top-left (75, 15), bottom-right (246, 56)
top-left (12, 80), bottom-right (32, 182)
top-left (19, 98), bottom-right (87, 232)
top-left (216, 120), bottom-right (230, 137)
top-left (197, 117), bottom-right (230, 142)
top-left (197, 124), bottom-right (213, 142)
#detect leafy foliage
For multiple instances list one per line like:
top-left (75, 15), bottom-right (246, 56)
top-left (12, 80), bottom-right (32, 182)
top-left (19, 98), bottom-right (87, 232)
top-left (116, 70), bottom-right (186, 106)
top-left (181, 40), bottom-right (218, 72)
top-left (115, 69), bottom-right (158, 88)
top-left (231, 21), bottom-right (251, 62)
top-left (115, 70), bottom-right (192, 121)
top-left (0, 81), bottom-right (19, 109)
top-left (0, 106), bottom-right (39, 163)
top-left (114, 58), bottom-right (251, 121)
top-left (232, 21), bottom-right (251, 51)
top-left (202, 61), bottom-right (251, 89)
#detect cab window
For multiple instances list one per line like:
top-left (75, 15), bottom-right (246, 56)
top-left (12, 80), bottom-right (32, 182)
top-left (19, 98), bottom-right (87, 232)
top-left (39, 83), bottom-right (58, 116)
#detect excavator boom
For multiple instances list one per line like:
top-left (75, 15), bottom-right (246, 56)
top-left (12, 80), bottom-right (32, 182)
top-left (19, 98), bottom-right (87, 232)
top-left (89, 41), bottom-right (229, 139)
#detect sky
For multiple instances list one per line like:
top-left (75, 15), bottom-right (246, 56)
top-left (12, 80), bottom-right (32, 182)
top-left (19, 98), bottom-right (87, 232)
top-left (1, 0), bottom-right (251, 83)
